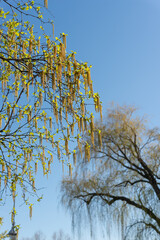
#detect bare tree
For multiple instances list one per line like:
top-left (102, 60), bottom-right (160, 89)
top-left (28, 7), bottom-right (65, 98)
top-left (61, 105), bottom-right (160, 240)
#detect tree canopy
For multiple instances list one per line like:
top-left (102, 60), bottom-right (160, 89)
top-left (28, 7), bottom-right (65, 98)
top-left (0, 0), bottom-right (102, 227)
top-left (61, 105), bottom-right (160, 240)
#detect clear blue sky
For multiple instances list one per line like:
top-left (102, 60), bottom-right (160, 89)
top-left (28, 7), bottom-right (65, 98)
top-left (1, 0), bottom-right (160, 239)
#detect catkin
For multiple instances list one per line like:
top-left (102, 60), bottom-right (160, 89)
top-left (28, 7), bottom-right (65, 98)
top-left (49, 117), bottom-right (52, 129)
top-left (7, 105), bottom-right (10, 116)
top-left (65, 138), bottom-right (69, 155)
top-left (52, 72), bottom-right (56, 91)
top-left (73, 152), bottom-right (76, 166)
top-left (38, 39), bottom-right (40, 52)
top-left (35, 162), bottom-right (38, 174)
top-left (98, 130), bottom-right (102, 150)
top-left (29, 39), bottom-right (32, 54)
top-left (44, 0), bottom-right (48, 8)
top-left (39, 92), bottom-right (43, 106)
top-left (53, 45), bottom-right (57, 59)
top-left (52, 23), bottom-right (54, 39)
top-left (29, 205), bottom-right (32, 219)
top-left (0, 115), bottom-right (2, 128)
top-left (100, 104), bottom-right (103, 121)
top-left (7, 166), bottom-right (11, 179)
top-left (69, 164), bottom-right (72, 178)
top-left (63, 34), bottom-right (66, 49)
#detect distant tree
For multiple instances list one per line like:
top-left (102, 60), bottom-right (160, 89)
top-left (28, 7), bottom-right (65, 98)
top-left (21, 231), bottom-right (46, 240)
top-left (0, 0), bottom-right (102, 226)
top-left (61, 105), bottom-right (160, 240)
top-left (52, 230), bottom-right (72, 240)
top-left (21, 230), bottom-right (72, 240)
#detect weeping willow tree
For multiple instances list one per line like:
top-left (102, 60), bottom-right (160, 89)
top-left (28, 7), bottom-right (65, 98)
top-left (61, 105), bottom-right (160, 240)
top-left (0, 0), bottom-right (102, 228)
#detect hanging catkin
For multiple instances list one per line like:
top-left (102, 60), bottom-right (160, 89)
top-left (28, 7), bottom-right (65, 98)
top-left (44, 0), bottom-right (48, 8)
top-left (69, 164), bottom-right (72, 178)
top-left (52, 72), bottom-right (56, 91)
top-left (63, 34), bottom-right (66, 49)
top-left (52, 23), bottom-right (54, 39)
top-left (39, 91), bottom-right (43, 106)
top-left (73, 152), bottom-right (76, 166)
top-left (0, 115), bottom-right (2, 128)
top-left (100, 104), bottom-right (103, 121)
top-left (35, 162), bottom-right (38, 174)
top-left (65, 137), bottom-right (69, 155)
top-left (29, 205), bottom-right (32, 219)
top-left (53, 45), bottom-right (57, 60)
top-left (29, 39), bottom-right (32, 54)
top-left (49, 117), bottom-right (52, 129)
top-left (98, 130), bottom-right (102, 150)
top-left (38, 39), bottom-right (40, 52)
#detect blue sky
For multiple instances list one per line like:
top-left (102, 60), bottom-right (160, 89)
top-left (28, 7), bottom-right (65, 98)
top-left (1, 0), bottom-right (160, 239)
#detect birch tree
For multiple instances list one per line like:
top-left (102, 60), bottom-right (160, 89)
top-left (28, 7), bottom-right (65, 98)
top-left (0, 0), bottom-right (102, 222)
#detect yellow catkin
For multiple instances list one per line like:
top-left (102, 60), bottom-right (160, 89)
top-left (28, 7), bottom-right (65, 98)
top-left (85, 144), bottom-right (90, 162)
top-left (29, 170), bottom-right (31, 181)
top-left (29, 205), bottom-right (32, 219)
top-left (29, 39), bottom-right (32, 54)
top-left (76, 118), bottom-right (80, 132)
top-left (91, 130), bottom-right (94, 147)
top-left (19, 109), bottom-right (22, 120)
top-left (35, 162), bottom-right (38, 174)
top-left (32, 180), bottom-right (35, 189)
top-left (63, 34), bottom-right (66, 49)
top-left (67, 127), bottom-right (70, 138)
top-left (41, 71), bottom-right (45, 88)
top-left (69, 164), bottom-right (72, 178)
top-left (73, 152), bottom-right (76, 166)
top-left (90, 115), bottom-right (94, 131)
top-left (48, 160), bottom-right (51, 173)
top-left (44, 0), bottom-right (48, 8)
top-left (39, 133), bottom-right (43, 145)
top-left (47, 38), bottom-right (50, 49)
top-left (7, 166), bottom-right (11, 179)
top-left (67, 61), bottom-right (71, 75)
top-left (57, 142), bottom-right (60, 159)
top-left (12, 190), bottom-right (15, 201)
top-left (65, 138), bottom-right (69, 155)
top-left (80, 117), bottom-right (84, 133)
top-left (84, 118), bottom-right (87, 131)
top-left (52, 23), bottom-right (54, 39)
top-left (44, 115), bottom-right (46, 127)
top-left (7, 105), bottom-right (10, 116)
top-left (98, 130), bottom-right (102, 150)
top-left (39, 92), bottom-right (43, 106)
top-left (27, 84), bottom-right (29, 100)
top-left (4, 178), bottom-right (7, 187)
top-left (50, 154), bottom-right (53, 163)
top-left (0, 115), bottom-right (2, 128)
top-left (49, 117), bottom-right (52, 129)
top-left (77, 138), bottom-right (82, 158)
top-left (59, 107), bottom-right (62, 123)
top-left (100, 104), bottom-right (103, 121)
top-left (2, 163), bottom-right (5, 172)
top-left (16, 160), bottom-right (18, 172)
top-left (81, 101), bottom-right (85, 115)
top-left (70, 123), bottom-right (74, 135)
top-left (38, 39), bottom-right (40, 52)
top-left (52, 72), bottom-right (56, 91)
top-left (53, 45), bottom-right (57, 59)
top-left (45, 129), bottom-right (48, 141)
top-left (50, 137), bottom-right (54, 149)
